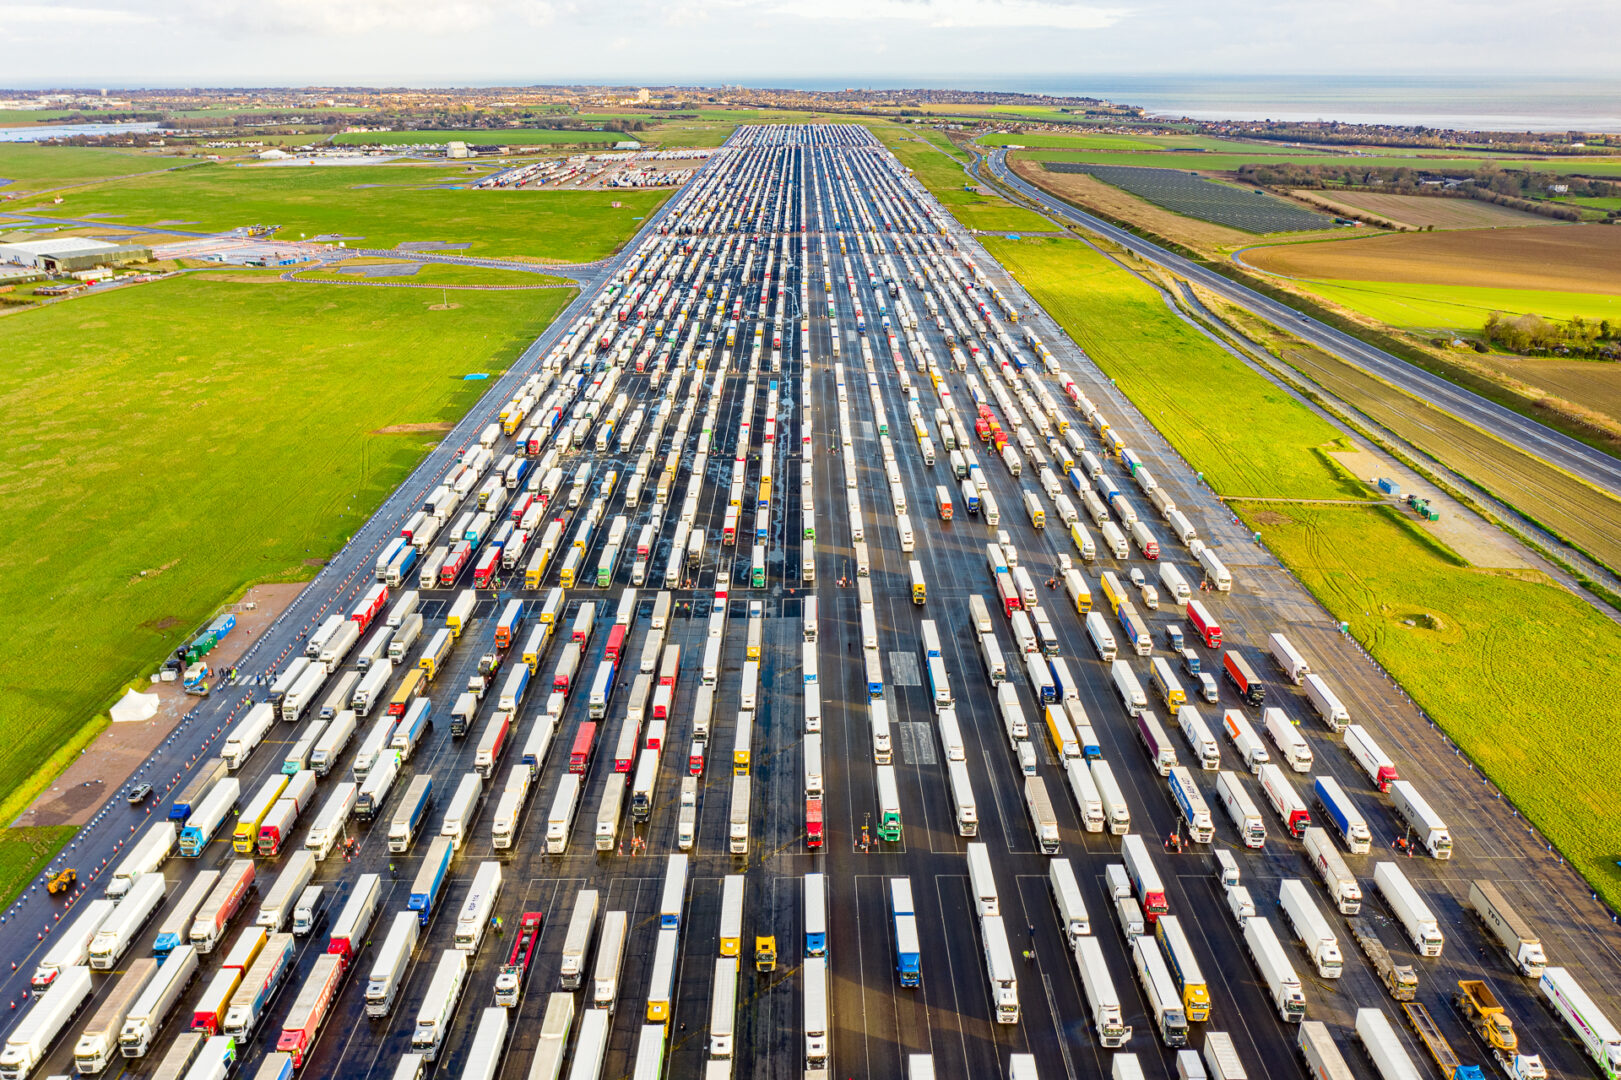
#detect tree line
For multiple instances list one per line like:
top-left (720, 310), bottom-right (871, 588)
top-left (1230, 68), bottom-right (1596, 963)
top-left (1237, 161), bottom-right (1617, 221)
top-left (1484, 312), bottom-right (1620, 360)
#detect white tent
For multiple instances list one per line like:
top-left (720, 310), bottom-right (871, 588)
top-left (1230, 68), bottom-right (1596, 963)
top-left (110, 688), bottom-right (159, 724)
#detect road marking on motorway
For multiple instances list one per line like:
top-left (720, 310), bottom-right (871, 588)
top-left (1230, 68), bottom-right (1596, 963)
top-left (898, 722), bottom-right (938, 766)
top-left (888, 651), bottom-right (921, 686)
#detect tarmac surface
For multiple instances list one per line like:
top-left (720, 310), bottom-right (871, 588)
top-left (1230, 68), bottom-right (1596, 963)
top-left (2, 124), bottom-right (1619, 1080)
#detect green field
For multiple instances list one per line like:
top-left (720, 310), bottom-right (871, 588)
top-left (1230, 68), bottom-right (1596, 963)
top-left (0, 110), bottom-right (83, 124)
top-left (1238, 501), bottom-right (1621, 906)
top-left (332, 129), bottom-right (624, 147)
top-left (1018, 148), bottom-right (1621, 178)
top-left (633, 121), bottom-right (736, 149)
top-left (0, 827), bottom-right (77, 908)
top-left (873, 126), bottom-right (1054, 233)
top-left (15, 163), bottom-right (669, 261)
top-left (981, 236), bottom-right (1369, 499)
top-left (1558, 195), bottom-right (1621, 210)
top-left (168, 106), bottom-right (377, 119)
top-left (0, 275), bottom-right (574, 814)
top-left (1294, 278), bottom-right (1621, 331)
top-left (291, 261), bottom-right (574, 287)
top-left (0, 144), bottom-right (185, 194)
top-left (915, 104), bottom-right (1146, 124)
top-left (979, 132), bottom-right (1260, 153)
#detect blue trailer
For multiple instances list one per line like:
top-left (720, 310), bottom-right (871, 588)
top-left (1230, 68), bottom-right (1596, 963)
top-left (890, 879), bottom-right (920, 988)
top-left (376, 537), bottom-right (407, 578)
top-left (169, 760), bottom-right (228, 821)
top-left (1068, 467), bottom-right (1087, 495)
top-left (388, 545), bottom-right (417, 582)
top-left (390, 775), bottom-right (433, 854)
top-left (409, 836), bottom-right (453, 926)
top-left (1313, 775), bottom-right (1372, 852)
top-left (390, 698), bottom-right (432, 761)
top-left (253, 1053), bottom-right (295, 1080)
top-left (1121, 448), bottom-right (1142, 475)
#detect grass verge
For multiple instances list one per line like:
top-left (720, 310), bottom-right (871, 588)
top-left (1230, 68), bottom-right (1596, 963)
top-left (0, 275), bottom-right (575, 813)
top-left (0, 827), bottom-right (77, 909)
top-left (868, 124), bottom-right (1055, 234)
top-left (1200, 293), bottom-right (1621, 573)
top-left (0, 715), bottom-right (109, 831)
top-left (978, 235), bottom-right (1369, 500)
top-left (1235, 500), bottom-right (1621, 906)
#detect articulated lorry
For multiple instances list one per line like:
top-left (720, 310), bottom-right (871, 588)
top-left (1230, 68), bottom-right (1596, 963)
top-left (0, 964), bottom-right (92, 1080)
top-left (73, 958), bottom-right (157, 1074)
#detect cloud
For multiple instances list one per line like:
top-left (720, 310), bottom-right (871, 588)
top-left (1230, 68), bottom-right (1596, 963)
top-left (775, 0), bottom-right (1127, 30)
top-left (178, 0), bottom-right (554, 36)
top-left (0, 2), bottom-right (153, 24)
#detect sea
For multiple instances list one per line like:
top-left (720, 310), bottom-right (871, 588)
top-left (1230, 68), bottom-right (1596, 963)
top-left (785, 75), bottom-right (1621, 133)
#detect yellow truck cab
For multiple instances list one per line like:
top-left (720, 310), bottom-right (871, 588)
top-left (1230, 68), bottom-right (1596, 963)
top-left (755, 935), bottom-right (777, 972)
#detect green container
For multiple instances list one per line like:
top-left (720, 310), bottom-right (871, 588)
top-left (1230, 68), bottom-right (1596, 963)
top-left (185, 630), bottom-right (219, 663)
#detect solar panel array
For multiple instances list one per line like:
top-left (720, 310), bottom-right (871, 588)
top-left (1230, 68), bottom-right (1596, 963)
top-left (1044, 162), bottom-right (1336, 234)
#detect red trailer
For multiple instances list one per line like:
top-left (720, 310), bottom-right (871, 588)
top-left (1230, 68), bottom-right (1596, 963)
top-left (472, 547), bottom-right (501, 589)
top-left (995, 572), bottom-right (1022, 616)
top-left (495, 912), bottom-right (544, 1007)
top-left (277, 953), bottom-right (344, 1067)
top-left (440, 542), bottom-right (471, 586)
top-left (604, 624), bottom-right (628, 666)
top-left (350, 584), bottom-right (388, 633)
top-left (1187, 600), bottom-right (1222, 648)
top-left (613, 718), bottom-right (639, 773)
top-left (806, 797), bottom-right (824, 850)
top-left (568, 722), bottom-right (599, 775)
top-left (1223, 651), bottom-right (1266, 707)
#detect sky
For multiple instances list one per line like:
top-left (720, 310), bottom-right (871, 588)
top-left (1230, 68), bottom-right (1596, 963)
top-left (1, 0), bottom-right (1617, 86)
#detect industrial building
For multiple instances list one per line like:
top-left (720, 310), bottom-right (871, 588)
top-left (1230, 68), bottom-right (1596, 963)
top-left (0, 236), bottom-right (150, 273)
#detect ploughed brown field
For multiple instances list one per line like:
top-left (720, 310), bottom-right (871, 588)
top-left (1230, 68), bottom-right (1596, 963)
top-left (1243, 224), bottom-right (1621, 295)
top-left (1291, 190), bottom-right (1554, 230)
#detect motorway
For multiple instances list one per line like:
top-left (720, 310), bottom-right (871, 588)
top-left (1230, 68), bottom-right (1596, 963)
top-left (4, 124), bottom-right (1621, 1080)
top-left (980, 148), bottom-right (1621, 503)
